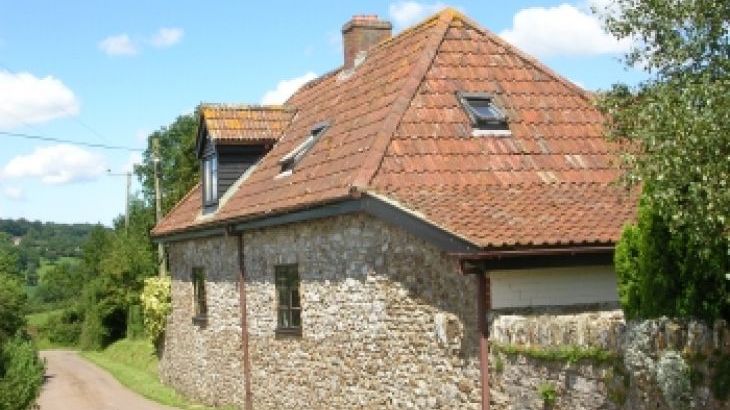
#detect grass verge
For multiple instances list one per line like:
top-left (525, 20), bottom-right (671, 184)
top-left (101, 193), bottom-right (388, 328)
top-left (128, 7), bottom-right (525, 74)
top-left (81, 339), bottom-right (231, 410)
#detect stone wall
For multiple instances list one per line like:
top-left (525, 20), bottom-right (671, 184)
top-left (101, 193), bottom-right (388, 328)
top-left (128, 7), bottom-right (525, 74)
top-left (243, 214), bottom-right (481, 409)
top-left (489, 309), bottom-right (730, 410)
top-left (160, 235), bottom-right (246, 408)
top-left (160, 214), bottom-right (482, 409)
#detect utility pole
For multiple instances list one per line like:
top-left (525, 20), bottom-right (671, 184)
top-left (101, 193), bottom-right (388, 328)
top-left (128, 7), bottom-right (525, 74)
top-left (108, 170), bottom-right (132, 233)
top-left (153, 138), bottom-right (167, 277)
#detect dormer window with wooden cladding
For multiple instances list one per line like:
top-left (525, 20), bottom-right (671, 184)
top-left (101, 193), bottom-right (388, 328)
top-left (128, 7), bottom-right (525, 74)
top-left (457, 92), bottom-right (511, 137)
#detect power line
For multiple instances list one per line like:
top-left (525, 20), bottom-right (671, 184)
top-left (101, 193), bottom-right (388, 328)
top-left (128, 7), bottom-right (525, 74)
top-left (0, 60), bottom-right (111, 143)
top-left (0, 131), bottom-right (144, 152)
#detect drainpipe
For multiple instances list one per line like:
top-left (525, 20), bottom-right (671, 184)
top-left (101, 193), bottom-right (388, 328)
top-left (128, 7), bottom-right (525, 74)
top-left (237, 233), bottom-right (253, 410)
top-left (461, 259), bottom-right (491, 410)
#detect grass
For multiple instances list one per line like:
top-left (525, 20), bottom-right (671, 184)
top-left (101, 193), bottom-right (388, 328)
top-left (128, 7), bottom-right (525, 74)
top-left (81, 339), bottom-right (233, 410)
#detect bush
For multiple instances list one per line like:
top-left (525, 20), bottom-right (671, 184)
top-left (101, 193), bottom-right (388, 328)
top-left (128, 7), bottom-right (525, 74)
top-left (126, 305), bottom-right (144, 340)
top-left (0, 274), bottom-right (26, 346)
top-left (79, 305), bottom-right (105, 351)
top-left (0, 335), bottom-right (45, 410)
top-left (140, 277), bottom-right (171, 344)
top-left (39, 307), bottom-right (82, 346)
top-left (615, 196), bottom-right (729, 321)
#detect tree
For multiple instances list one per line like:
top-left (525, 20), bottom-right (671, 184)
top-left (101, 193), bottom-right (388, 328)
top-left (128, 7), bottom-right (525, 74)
top-left (135, 112), bottom-right (199, 214)
top-left (596, 0), bottom-right (729, 320)
top-left (0, 233), bottom-right (20, 278)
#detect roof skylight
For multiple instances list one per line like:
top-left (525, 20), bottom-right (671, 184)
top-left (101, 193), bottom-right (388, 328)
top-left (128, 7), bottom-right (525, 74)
top-left (457, 92), bottom-right (510, 136)
top-left (278, 122), bottom-right (329, 175)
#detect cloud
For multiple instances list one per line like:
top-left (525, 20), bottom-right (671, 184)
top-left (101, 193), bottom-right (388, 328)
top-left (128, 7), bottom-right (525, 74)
top-left (99, 34), bottom-right (138, 56)
top-left (389, 1), bottom-right (447, 29)
top-left (0, 70), bottom-right (80, 129)
top-left (500, 3), bottom-right (632, 57)
top-left (1, 144), bottom-right (106, 184)
top-left (261, 72), bottom-right (317, 105)
top-left (150, 27), bottom-right (184, 48)
top-left (123, 152), bottom-right (143, 173)
top-left (2, 186), bottom-right (24, 201)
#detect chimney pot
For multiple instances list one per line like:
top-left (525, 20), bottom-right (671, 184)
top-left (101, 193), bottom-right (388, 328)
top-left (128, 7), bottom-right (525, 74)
top-left (342, 15), bottom-right (392, 69)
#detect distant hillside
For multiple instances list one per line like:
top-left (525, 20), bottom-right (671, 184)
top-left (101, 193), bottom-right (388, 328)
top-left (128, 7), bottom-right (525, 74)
top-left (0, 218), bottom-right (106, 274)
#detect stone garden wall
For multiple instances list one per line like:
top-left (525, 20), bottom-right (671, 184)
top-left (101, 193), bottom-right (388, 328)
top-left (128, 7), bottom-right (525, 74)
top-left (489, 309), bottom-right (730, 409)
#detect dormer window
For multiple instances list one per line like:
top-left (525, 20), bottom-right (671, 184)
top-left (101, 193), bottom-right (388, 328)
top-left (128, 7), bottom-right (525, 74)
top-left (278, 122), bottom-right (329, 176)
top-left (457, 92), bottom-right (510, 136)
top-left (203, 154), bottom-right (218, 205)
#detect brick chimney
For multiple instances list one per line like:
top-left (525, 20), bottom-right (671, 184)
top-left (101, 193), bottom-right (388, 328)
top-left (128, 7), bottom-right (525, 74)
top-left (342, 15), bottom-right (392, 69)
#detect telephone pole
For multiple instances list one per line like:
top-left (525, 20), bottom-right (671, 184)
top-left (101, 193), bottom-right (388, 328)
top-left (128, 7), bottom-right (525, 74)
top-left (153, 138), bottom-right (167, 277)
top-left (108, 170), bottom-right (132, 233)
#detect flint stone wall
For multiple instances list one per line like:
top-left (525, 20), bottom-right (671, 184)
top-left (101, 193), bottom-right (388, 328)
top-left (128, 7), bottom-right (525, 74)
top-left (160, 214), bottom-right (482, 409)
top-left (490, 309), bottom-right (730, 410)
top-left (160, 235), bottom-right (245, 408)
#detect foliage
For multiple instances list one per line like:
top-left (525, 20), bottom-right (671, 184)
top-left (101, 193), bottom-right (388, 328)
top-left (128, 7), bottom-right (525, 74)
top-left (615, 196), bottom-right (728, 320)
top-left (595, 0), bottom-right (730, 321)
top-left (31, 259), bottom-right (84, 306)
top-left (0, 273), bottom-right (27, 346)
top-left (136, 112), bottom-right (200, 214)
top-left (78, 303), bottom-right (105, 351)
top-left (0, 218), bottom-right (102, 279)
top-left (140, 276), bottom-right (172, 344)
top-left (82, 339), bottom-right (231, 410)
top-left (39, 307), bottom-right (82, 346)
top-left (538, 382), bottom-right (557, 407)
top-left (0, 233), bottom-right (20, 278)
top-left (491, 342), bottom-right (617, 365)
top-left (126, 305), bottom-right (144, 340)
top-left (0, 335), bottom-right (45, 410)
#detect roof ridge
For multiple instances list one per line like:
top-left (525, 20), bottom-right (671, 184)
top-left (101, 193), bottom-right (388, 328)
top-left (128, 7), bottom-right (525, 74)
top-left (199, 103), bottom-right (295, 111)
top-left (349, 10), bottom-right (454, 192)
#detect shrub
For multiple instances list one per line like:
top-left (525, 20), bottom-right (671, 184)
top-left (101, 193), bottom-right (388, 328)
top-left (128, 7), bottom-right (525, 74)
top-left (40, 307), bottom-right (82, 346)
top-left (126, 304), bottom-right (144, 340)
top-left (0, 335), bottom-right (45, 410)
top-left (0, 274), bottom-right (26, 346)
top-left (140, 276), bottom-right (171, 344)
top-left (79, 305), bottom-right (105, 351)
top-left (615, 196), bottom-right (729, 321)
top-left (538, 382), bottom-right (557, 407)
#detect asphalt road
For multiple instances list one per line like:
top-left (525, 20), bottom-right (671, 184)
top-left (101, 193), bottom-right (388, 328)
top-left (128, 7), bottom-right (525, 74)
top-left (38, 350), bottom-right (180, 410)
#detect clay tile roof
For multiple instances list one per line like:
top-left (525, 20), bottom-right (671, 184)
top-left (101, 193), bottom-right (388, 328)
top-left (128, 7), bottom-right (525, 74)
top-left (200, 104), bottom-right (295, 144)
top-left (153, 8), bottom-right (639, 248)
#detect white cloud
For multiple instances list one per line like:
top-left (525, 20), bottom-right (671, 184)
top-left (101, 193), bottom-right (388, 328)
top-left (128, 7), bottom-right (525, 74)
top-left (123, 152), bottom-right (143, 173)
top-left (499, 3), bottom-right (632, 57)
top-left (0, 70), bottom-right (80, 129)
top-left (99, 34), bottom-right (138, 56)
top-left (1, 144), bottom-right (106, 185)
top-left (389, 1), bottom-right (447, 29)
top-left (150, 27), bottom-right (184, 48)
top-left (2, 186), bottom-right (24, 201)
top-left (261, 72), bottom-right (317, 105)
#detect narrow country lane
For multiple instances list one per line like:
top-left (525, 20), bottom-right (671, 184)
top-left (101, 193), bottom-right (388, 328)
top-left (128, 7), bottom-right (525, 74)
top-left (38, 350), bottom-right (180, 410)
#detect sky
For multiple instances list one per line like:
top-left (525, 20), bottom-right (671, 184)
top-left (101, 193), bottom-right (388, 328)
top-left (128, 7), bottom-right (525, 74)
top-left (0, 0), bottom-right (646, 226)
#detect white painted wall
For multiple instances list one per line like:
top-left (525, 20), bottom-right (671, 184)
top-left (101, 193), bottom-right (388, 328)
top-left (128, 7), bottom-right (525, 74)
top-left (489, 265), bottom-right (618, 309)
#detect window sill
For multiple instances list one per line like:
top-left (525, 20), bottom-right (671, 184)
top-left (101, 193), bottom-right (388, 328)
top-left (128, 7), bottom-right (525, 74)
top-left (275, 328), bottom-right (302, 339)
top-left (192, 316), bottom-right (208, 327)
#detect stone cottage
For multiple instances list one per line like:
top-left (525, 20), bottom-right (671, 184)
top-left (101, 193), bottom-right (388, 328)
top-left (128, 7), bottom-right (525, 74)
top-left (152, 9), bottom-right (638, 410)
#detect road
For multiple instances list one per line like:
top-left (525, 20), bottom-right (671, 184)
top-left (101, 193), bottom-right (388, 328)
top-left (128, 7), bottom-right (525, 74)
top-left (38, 350), bottom-right (180, 410)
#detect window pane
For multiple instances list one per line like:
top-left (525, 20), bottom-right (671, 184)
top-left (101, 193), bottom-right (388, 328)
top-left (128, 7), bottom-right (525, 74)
top-left (291, 289), bottom-right (300, 308)
top-left (468, 99), bottom-right (502, 121)
top-left (278, 308), bottom-right (289, 328)
top-left (291, 309), bottom-right (301, 328)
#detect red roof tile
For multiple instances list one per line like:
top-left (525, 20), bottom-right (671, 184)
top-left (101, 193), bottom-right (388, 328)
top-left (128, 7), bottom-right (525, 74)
top-left (200, 104), bottom-right (295, 144)
top-left (153, 9), bottom-right (638, 249)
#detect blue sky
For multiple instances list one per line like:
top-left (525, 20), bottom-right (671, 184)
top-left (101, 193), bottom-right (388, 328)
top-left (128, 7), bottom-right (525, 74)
top-left (0, 0), bottom-right (645, 225)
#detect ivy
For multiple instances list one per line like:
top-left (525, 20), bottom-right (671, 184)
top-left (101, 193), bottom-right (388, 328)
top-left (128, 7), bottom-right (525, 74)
top-left (491, 342), bottom-right (618, 365)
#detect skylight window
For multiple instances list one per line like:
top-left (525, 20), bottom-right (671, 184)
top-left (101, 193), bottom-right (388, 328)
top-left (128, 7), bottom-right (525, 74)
top-left (457, 92), bottom-right (510, 136)
top-left (278, 122), bottom-right (329, 175)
